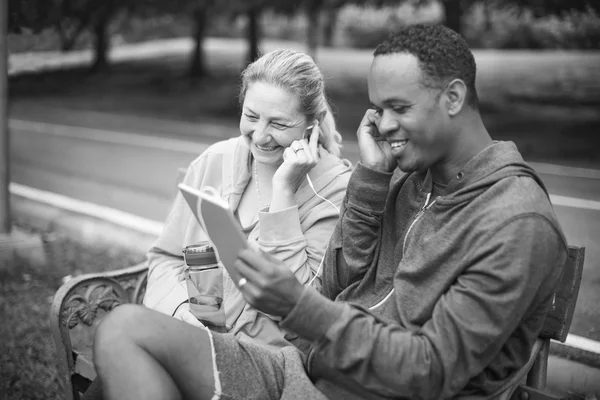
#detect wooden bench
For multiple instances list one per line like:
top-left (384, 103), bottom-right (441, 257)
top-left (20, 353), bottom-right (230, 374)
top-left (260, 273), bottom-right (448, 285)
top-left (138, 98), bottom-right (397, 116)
top-left (482, 245), bottom-right (586, 400)
top-left (505, 245), bottom-right (586, 400)
top-left (49, 166), bottom-right (188, 400)
top-left (49, 209), bottom-right (586, 399)
top-left (50, 262), bottom-right (148, 399)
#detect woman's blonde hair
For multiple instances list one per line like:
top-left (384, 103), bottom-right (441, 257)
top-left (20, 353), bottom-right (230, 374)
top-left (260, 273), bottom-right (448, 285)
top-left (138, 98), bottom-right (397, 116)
top-left (239, 49), bottom-right (343, 157)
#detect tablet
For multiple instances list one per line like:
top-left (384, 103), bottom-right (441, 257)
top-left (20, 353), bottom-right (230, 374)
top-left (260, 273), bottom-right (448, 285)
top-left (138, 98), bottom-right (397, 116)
top-left (179, 184), bottom-right (247, 282)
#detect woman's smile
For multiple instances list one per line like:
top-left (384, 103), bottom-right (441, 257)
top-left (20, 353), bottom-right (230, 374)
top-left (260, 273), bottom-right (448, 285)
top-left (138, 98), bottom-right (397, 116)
top-left (254, 143), bottom-right (279, 152)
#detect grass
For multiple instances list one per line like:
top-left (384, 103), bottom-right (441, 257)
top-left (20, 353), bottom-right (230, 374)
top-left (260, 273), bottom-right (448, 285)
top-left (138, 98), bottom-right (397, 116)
top-left (0, 226), bottom-right (145, 400)
top-left (0, 260), bottom-right (63, 400)
top-left (8, 38), bottom-right (600, 168)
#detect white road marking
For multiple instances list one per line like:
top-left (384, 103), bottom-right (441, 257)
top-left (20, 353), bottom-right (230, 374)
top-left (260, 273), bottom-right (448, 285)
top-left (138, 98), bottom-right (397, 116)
top-left (530, 162), bottom-right (600, 180)
top-left (550, 194), bottom-right (600, 211)
top-left (10, 182), bottom-right (164, 237)
top-left (9, 119), bottom-right (210, 155)
top-left (563, 334), bottom-right (600, 355)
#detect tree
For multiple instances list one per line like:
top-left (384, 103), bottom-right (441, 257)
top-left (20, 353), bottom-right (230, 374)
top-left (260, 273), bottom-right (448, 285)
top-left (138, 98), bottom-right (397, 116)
top-left (185, 0), bottom-right (215, 78)
top-left (90, 0), bottom-right (118, 72)
top-left (246, 5), bottom-right (261, 63)
top-left (438, 0), bottom-right (600, 37)
top-left (48, 0), bottom-right (129, 71)
top-left (323, 1), bottom-right (342, 47)
top-left (305, 0), bottom-right (323, 58)
top-left (442, 0), bottom-right (464, 35)
top-left (10, 0), bottom-right (130, 72)
top-left (2, 0), bottom-right (10, 233)
top-left (225, 0), bottom-right (269, 65)
top-left (515, 0), bottom-right (600, 17)
top-left (53, 0), bottom-right (95, 51)
top-left (8, 0), bottom-right (58, 34)
top-left (189, 6), bottom-right (209, 78)
top-left (130, 0), bottom-right (216, 78)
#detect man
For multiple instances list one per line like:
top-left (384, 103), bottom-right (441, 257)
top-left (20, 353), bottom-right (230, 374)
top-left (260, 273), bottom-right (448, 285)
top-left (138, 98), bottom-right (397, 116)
top-left (93, 24), bottom-right (567, 399)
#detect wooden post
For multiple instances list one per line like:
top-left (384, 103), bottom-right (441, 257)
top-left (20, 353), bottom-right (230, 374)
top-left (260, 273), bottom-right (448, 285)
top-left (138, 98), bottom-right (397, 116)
top-left (0, 0), bottom-right (11, 234)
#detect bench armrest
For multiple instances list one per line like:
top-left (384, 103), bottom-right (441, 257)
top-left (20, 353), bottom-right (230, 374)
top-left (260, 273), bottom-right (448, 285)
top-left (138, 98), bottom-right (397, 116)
top-left (50, 262), bottom-right (148, 400)
top-left (488, 339), bottom-right (545, 400)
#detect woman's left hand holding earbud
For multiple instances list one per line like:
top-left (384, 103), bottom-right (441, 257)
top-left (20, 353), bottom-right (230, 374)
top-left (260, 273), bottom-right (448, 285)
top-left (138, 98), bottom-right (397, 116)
top-left (272, 121), bottom-right (321, 197)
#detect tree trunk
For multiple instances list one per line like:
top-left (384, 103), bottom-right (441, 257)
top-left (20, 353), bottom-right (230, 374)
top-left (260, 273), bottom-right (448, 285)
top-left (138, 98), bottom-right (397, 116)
top-left (91, 12), bottom-right (111, 72)
top-left (0, 0), bottom-right (10, 233)
top-left (483, 1), bottom-right (492, 33)
top-left (189, 6), bottom-right (208, 79)
top-left (322, 6), bottom-right (338, 48)
top-left (246, 7), bottom-right (260, 64)
top-left (443, 0), bottom-right (463, 36)
top-left (58, 14), bottom-right (92, 53)
top-left (306, 0), bottom-right (322, 59)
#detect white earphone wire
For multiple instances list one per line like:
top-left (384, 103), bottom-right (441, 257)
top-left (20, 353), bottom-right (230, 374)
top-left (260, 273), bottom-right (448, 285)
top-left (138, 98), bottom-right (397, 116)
top-left (305, 173), bottom-right (340, 287)
top-left (305, 174), bottom-right (340, 213)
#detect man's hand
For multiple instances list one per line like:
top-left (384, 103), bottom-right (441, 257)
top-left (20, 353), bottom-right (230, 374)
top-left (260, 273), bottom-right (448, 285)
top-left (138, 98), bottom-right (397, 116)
top-left (173, 303), bottom-right (206, 329)
top-left (234, 248), bottom-right (305, 317)
top-left (357, 109), bottom-right (396, 173)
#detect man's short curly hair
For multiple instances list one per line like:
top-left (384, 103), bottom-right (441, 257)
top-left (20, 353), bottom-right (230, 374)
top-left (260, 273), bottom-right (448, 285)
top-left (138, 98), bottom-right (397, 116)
top-left (374, 24), bottom-right (479, 108)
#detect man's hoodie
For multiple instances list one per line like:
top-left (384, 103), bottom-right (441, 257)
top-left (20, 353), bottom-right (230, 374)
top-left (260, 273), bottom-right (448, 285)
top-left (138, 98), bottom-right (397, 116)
top-left (280, 141), bottom-right (567, 399)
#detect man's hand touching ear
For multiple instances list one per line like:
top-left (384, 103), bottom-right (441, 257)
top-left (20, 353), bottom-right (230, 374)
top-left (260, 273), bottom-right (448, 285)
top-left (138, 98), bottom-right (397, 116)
top-left (233, 248), bottom-right (305, 317)
top-left (357, 109), bottom-right (396, 173)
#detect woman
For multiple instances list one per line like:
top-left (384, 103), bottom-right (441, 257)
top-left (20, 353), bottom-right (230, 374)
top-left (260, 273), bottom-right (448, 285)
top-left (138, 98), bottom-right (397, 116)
top-left (84, 49), bottom-right (350, 400)
top-left (85, 50), bottom-right (351, 400)
top-left (142, 48), bottom-right (352, 348)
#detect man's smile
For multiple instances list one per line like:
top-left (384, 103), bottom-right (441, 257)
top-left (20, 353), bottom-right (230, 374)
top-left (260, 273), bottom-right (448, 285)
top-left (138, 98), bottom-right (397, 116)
top-left (390, 139), bottom-right (408, 150)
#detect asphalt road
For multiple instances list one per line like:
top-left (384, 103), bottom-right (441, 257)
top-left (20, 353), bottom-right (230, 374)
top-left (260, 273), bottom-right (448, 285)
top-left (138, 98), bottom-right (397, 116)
top-left (9, 109), bottom-right (600, 342)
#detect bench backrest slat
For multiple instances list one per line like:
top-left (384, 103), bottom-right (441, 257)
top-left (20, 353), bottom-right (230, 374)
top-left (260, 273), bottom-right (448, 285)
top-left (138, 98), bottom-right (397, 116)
top-left (539, 245), bottom-right (585, 342)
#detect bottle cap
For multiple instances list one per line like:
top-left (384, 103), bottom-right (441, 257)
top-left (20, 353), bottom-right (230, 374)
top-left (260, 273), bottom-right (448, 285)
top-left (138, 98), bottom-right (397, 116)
top-left (184, 242), bottom-right (218, 265)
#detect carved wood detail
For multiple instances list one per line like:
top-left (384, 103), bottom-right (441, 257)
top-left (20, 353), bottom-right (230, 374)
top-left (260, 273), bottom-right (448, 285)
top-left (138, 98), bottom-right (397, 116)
top-left (59, 270), bottom-right (148, 330)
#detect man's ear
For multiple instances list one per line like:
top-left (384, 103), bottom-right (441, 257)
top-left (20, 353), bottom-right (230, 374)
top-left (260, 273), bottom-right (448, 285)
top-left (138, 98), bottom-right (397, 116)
top-left (444, 79), bottom-right (467, 116)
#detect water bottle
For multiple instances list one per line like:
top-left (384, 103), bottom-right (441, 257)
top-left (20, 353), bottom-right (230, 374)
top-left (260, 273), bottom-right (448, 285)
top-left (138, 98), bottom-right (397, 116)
top-left (183, 242), bottom-right (227, 332)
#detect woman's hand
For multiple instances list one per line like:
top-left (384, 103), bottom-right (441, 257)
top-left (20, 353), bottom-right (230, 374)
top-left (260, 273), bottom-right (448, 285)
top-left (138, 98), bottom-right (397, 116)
top-left (271, 121), bottom-right (321, 196)
top-left (357, 109), bottom-right (396, 173)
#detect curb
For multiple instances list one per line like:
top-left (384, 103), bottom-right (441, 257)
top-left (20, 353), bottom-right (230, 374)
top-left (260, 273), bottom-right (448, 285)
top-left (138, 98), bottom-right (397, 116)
top-left (0, 228), bottom-right (46, 269)
top-left (11, 185), bottom-right (160, 257)
top-left (553, 337), bottom-right (600, 370)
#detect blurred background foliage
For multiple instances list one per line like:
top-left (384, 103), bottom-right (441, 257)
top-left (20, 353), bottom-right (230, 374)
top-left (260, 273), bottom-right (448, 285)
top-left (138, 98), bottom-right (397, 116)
top-left (7, 0), bottom-right (600, 75)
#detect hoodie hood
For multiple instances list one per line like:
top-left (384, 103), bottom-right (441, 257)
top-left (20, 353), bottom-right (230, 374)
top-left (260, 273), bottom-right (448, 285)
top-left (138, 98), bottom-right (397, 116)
top-left (420, 141), bottom-right (549, 206)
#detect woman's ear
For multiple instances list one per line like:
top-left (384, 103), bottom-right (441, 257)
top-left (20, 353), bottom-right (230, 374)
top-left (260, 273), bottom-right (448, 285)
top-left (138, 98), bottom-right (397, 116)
top-left (315, 110), bottom-right (326, 124)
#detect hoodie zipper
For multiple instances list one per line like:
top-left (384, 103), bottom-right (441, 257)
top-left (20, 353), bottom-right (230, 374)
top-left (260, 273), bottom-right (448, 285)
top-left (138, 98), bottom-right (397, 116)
top-left (369, 192), bottom-right (437, 311)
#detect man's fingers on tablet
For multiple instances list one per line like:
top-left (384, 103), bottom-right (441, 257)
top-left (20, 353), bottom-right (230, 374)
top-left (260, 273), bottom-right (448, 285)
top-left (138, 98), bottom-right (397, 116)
top-left (234, 255), bottom-right (265, 285)
top-left (240, 247), bottom-right (277, 264)
top-left (240, 282), bottom-right (262, 305)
